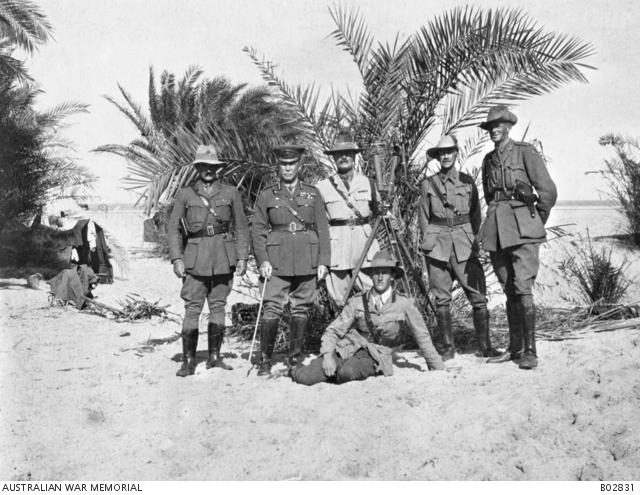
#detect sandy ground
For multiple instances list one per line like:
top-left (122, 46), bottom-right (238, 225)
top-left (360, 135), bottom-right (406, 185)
top-left (1, 206), bottom-right (640, 480)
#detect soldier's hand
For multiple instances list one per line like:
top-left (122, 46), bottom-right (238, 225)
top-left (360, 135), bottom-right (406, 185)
top-left (322, 353), bottom-right (337, 377)
top-left (235, 259), bottom-right (247, 277)
top-left (317, 265), bottom-right (328, 281)
top-left (172, 259), bottom-right (186, 278)
top-left (260, 261), bottom-right (273, 280)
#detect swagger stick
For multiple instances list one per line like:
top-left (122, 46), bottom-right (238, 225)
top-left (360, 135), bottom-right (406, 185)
top-left (246, 280), bottom-right (268, 377)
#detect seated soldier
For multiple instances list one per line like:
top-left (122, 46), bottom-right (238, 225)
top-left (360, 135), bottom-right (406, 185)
top-left (291, 250), bottom-right (445, 385)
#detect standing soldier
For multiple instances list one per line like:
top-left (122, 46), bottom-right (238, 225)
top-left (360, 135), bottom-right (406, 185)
top-left (419, 135), bottom-right (499, 361)
top-left (168, 145), bottom-right (249, 377)
top-left (315, 132), bottom-right (380, 306)
top-left (252, 144), bottom-right (331, 376)
top-left (477, 105), bottom-right (557, 370)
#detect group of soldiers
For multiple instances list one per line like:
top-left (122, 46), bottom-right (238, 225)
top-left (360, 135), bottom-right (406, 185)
top-left (167, 104), bottom-right (557, 382)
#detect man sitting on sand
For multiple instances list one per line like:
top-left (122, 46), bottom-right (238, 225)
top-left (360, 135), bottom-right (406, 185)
top-left (290, 250), bottom-right (445, 385)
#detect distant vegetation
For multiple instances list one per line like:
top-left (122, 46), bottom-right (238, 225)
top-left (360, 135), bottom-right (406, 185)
top-left (599, 134), bottom-right (640, 247)
top-left (0, 0), bottom-right (94, 229)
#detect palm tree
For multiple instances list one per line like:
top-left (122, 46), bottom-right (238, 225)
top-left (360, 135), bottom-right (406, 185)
top-left (245, 5), bottom-right (594, 308)
top-left (0, 78), bottom-right (92, 228)
top-left (96, 66), bottom-right (304, 214)
top-left (0, 0), bottom-right (53, 80)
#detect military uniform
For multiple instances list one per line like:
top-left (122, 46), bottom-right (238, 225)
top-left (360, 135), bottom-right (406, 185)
top-left (315, 172), bottom-right (380, 304)
top-left (252, 179), bottom-right (330, 371)
top-left (168, 178), bottom-right (249, 374)
top-left (292, 288), bottom-right (444, 385)
top-left (478, 134), bottom-right (557, 368)
top-left (419, 165), bottom-right (496, 358)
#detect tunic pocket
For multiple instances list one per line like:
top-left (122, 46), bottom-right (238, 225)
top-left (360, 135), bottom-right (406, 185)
top-left (185, 203), bottom-right (207, 232)
top-left (513, 204), bottom-right (545, 239)
top-left (214, 198), bottom-right (232, 222)
top-left (223, 234), bottom-right (237, 267)
top-left (183, 238), bottom-right (200, 270)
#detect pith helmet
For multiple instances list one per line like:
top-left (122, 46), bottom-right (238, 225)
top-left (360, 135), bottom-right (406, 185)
top-left (192, 144), bottom-right (225, 166)
top-left (363, 250), bottom-right (404, 279)
top-left (479, 105), bottom-right (518, 130)
top-left (426, 134), bottom-right (459, 159)
top-left (324, 131), bottom-right (363, 155)
top-left (273, 144), bottom-right (306, 163)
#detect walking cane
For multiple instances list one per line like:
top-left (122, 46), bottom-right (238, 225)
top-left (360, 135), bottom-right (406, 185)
top-left (246, 280), bottom-right (268, 377)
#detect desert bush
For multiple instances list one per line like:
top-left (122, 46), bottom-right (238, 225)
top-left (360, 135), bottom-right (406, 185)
top-left (599, 134), bottom-right (640, 247)
top-left (558, 232), bottom-right (631, 312)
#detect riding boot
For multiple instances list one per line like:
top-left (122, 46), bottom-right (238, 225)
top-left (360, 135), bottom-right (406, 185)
top-left (473, 307), bottom-right (500, 358)
top-left (206, 323), bottom-right (233, 370)
top-left (287, 316), bottom-right (307, 368)
top-left (176, 328), bottom-right (198, 377)
top-left (257, 319), bottom-right (279, 376)
top-left (436, 307), bottom-right (455, 361)
top-left (487, 296), bottom-right (523, 363)
top-left (519, 302), bottom-right (538, 370)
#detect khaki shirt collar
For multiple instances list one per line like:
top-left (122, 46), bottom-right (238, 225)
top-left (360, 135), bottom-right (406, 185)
top-left (438, 166), bottom-right (459, 184)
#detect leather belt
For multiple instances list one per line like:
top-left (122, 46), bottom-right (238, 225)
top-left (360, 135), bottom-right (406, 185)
top-left (189, 224), bottom-right (229, 237)
top-left (492, 190), bottom-right (514, 202)
top-left (430, 214), bottom-right (470, 227)
top-left (271, 222), bottom-right (316, 234)
top-left (329, 217), bottom-right (370, 227)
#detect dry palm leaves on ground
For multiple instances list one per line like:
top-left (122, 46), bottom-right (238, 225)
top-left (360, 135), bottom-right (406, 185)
top-left (83, 293), bottom-right (181, 324)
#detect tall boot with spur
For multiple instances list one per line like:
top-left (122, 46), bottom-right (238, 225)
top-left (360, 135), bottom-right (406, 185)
top-left (206, 323), bottom-right (233, 370)
top-left (472, 307), bottom-right (500, 357)
top-left (176, 328), bottom-right (199, 377)
top-left (257, 319), bottom-right (279, 376)
top-left (287, 316), bottom-right (308, 369)
top-left (519, 299), bottom-right (538, 370)
top-left (436, 306), bottom-right (455, 361)
top-left (487, 295), bottom-right (523, 363)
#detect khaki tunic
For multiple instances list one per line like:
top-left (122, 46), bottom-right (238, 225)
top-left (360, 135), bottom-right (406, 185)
top-left (418, 168), bottom-right (481, 263)
top-left (168, 180), bottom-right (249, 275)
top-left (319, 290), bottom-right (444, 373)
top-left (478, 139), bottom-right (558, 251)
top-left (252, 181), bottom-right (331, 277)
top-left (315, 173), bottom-right (379, 269)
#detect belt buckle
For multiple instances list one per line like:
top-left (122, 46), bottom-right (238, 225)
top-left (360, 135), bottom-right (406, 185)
top-left (347, 217), bottom-right (356, 229)
top-left (446, 217), bottom-right (454, 228)
top-left (206, 225), bottom-right (215, 236)
top-left (288, 221), bottom-right (297, 234)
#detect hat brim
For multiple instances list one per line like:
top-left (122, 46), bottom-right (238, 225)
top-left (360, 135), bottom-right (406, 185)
top-left (273, 145), bottom-right (306, 153)
top-left (324, 147), bottom-right (363, 155)
top-left (426, 146), bottom-right (457, 159)
top-left (192, 159), bottom-right (225, 166)
top-left (276, 157), bottom-right (302, 164)
top-left (479, 117), bottom-right (517, 130)
top-left (363, 264), bottom-right (404, 279)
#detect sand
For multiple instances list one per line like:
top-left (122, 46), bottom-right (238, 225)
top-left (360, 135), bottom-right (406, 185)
top-left (1, 206), bottom-right (639, 480)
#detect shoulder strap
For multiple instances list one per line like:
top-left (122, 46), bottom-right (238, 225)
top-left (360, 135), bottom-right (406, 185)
top-left (328, 175), bottom-right (365, 220)
top-left (362, 292), bottom-right (380, 344)
top-left (428, 176), bottom-right (460, 215)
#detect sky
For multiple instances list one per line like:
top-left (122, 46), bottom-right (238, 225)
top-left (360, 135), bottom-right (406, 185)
top-left (24, 0), bottom-right (640, 204)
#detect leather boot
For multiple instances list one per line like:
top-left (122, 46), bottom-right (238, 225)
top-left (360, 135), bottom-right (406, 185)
top-left (473, 307), bottom-right (500, 358)
top-left (487, 296), bottom-right (523, 363)
top-left (436, 307), bottom-right (455, 361)
top-left (176, 328), bottom-right (198, 377)
top-left (257, 319), bottom-right (279, 376)
top-left (519, 303), bottom-right (538, 370)
top-left (287, 316), bottom-right (307, 368)
top-left (206, 323), bottom-right (233, 370)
